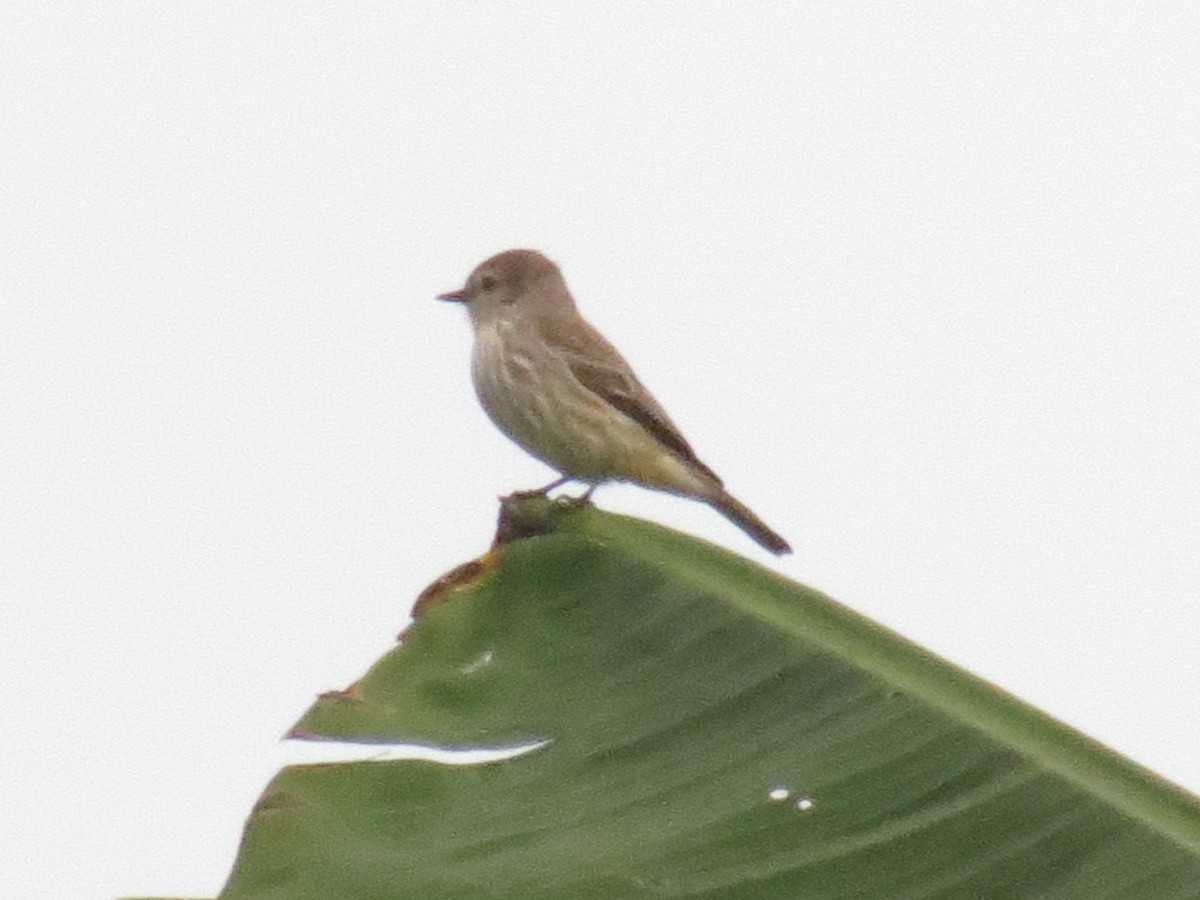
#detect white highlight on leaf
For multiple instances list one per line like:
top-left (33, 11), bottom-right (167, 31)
top-left (284, 738), bottom-right (550, 767)
top-left (460, 650), bottom-right (495, 674)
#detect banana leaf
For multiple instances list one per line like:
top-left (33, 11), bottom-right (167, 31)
top-left (178, 497), bottom-right (1200, 898)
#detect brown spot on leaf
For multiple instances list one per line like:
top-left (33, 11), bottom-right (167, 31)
top-left (316, 680), bottom-right (364, 704)
top-left (409, 552), bottom-right (500, 624)
top-left (494, 492), bottom-right (564, 545)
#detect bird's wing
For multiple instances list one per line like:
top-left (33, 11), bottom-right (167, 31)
top-left (541, 317), bottom-right (723, 486)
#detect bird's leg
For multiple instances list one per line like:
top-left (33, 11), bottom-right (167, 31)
top-left (511, 475), bottom-right (572, 499)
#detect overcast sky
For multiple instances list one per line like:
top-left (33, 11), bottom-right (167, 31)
top-left (3, 4), bottom-right (1198, 899)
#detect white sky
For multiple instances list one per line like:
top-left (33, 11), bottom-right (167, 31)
top-left (2, 4), bottom-right (1198, 898)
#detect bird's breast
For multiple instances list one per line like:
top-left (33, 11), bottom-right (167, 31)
top-left (468, 320), bottom-right (709, 492)
top-left (470, 321), bottom-right (543, 439)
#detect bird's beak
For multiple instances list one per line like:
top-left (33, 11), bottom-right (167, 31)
top-left (437, 289), bottom-right (468, 303)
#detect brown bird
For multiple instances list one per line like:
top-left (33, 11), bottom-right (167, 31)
top-left (439, 249), bottom-right (791, 555)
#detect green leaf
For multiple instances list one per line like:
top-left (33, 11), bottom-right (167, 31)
top-left (216, 499), bottom-right (1200, 899)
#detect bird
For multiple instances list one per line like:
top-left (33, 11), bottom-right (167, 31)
top-left (438, 249), bottom-right (791, 555)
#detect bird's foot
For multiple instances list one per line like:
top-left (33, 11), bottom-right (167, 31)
top-left (508, 477), bottom-right (596, 507)
top-left (557, 484), bottom-right (597, 508)
top-left (509, 488), bottom-right (549, 500)
top-left (509, 475), bottom-right (571, 501)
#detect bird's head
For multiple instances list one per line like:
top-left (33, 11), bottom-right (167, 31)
top-left (438, 249), bottom-right (574, 327)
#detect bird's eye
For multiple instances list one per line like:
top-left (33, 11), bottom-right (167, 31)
top-left (480, 275), bottom-right (498, 291)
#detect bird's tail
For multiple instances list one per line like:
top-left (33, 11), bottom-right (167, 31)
top-left (707, 490), bottom-right (792, 555)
